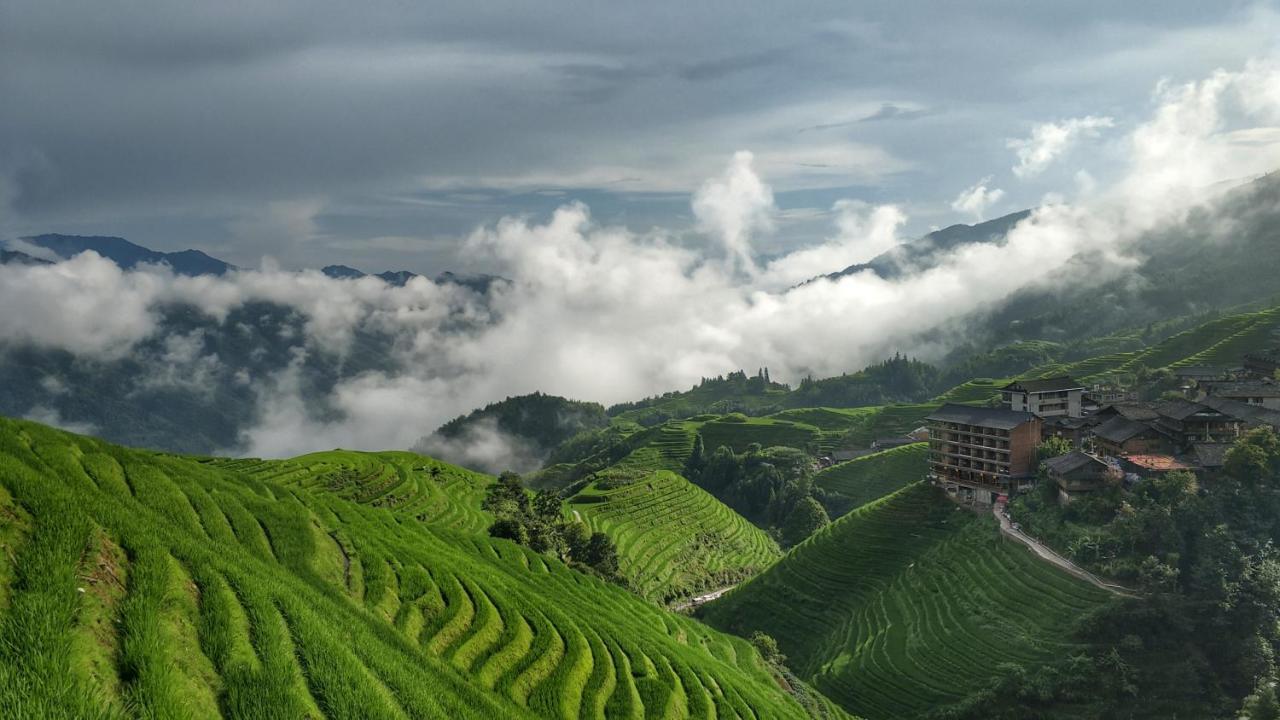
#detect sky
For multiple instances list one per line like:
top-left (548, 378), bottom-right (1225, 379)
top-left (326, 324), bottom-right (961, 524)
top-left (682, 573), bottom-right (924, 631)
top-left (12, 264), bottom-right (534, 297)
top-left (4, 1), bottom-right (1279, 274)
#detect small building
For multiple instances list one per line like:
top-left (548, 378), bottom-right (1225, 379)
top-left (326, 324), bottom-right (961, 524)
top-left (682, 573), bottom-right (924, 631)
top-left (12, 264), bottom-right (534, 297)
top-left (1086, 384), bottom-right (1139, 406)
top-left (1090, 416), bottom-right (1171, 458)
top-left (1191, 443), bottom-right (1233, 475)
top-left (1002, 376), bottom-right (1085, 418)
top-left (1151, 398), bottom-right (1243, 445)
top-left (926, 404), bottom-right (1042, 505)
top-left (872, 436), bottom-right (918, 450)
top-left (1244, 349), bottom-right (1280, 379)
top-left (1043, 450), bottom-right (1112, 504)
top-left (1199, 380), bottom-right (1280, 410)
top-left (1173, 365), bottom-right (1230, 382)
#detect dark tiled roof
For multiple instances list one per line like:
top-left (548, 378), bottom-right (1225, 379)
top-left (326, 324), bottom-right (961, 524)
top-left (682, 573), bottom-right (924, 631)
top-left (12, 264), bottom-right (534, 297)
top-left (1192, 443), bottom-right (1232, 469)
top-left (1093, 416), bottom-right (1159, 443)
top-left (1154, 398), bottom-right (1221, 421)
top-left (1002, 376), bottom-right (1084, 393)
top-left (1099, 403), bottom-right (1161, 421)
top-left (1044, 450), bottom-right (1108, 476)
top-left (1199, 396), bottom-right (1280, 428)
top-left (1203, 381), bottom-right (1280, 398)
top-left (925, 403), bottom-right (1038, 430)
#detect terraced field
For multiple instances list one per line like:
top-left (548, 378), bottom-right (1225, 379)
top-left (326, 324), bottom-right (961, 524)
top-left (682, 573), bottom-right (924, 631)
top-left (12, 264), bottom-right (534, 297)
top-left (1021, 306), bottom-right (1280, 382)
top-left (929, 378), bottom-right (1008, 405)
top-left (697, 417), bottom-right (823, 454)
top-left (613, 420), bottom-right (700, 473)
top-left (702, 482), bottom-right (1113, 720)
top-left (814, 444), bottom-right (928, 518)
top-left (570, 471), bottom-right (781, 603)
top-left (764, 405), bottom-right (934, 454)
top-left (0, 416), bottom-right (849, 719)
top-left (211, 449), bottom-right (492, 535)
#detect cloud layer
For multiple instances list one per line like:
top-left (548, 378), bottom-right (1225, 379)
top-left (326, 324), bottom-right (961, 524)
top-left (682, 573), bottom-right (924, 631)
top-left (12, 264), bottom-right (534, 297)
top-left (4, 60), bottom-right (1280, 461)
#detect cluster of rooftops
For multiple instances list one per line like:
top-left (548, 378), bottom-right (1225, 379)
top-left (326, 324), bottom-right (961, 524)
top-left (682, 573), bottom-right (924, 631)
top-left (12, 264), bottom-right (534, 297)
top-left (923, 365), bottom-right (1280, 505)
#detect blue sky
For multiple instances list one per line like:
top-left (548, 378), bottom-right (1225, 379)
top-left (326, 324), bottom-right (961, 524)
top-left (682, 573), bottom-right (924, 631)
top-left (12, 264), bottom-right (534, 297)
top-left (3, 1), bottom-right (1278, 273)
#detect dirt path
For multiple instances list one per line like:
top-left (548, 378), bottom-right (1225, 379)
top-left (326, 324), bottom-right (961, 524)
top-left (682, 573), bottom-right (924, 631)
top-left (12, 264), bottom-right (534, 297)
top-left (572, 509), bottom-right (581, 522)
top-left (671, 584), bottom-right (737, 612)
top-left (993, 505), bottom-right (1139, 598)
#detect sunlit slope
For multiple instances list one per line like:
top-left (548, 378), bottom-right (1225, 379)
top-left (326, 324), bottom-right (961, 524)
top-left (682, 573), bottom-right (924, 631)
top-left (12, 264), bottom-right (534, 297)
top-left (701, 482), bottom-right (1111, 720)
top-left (813, 444), bottom-right (927, 518)
top-left (570, 470), bottom-right (781, 602)
top-left (0, 417), bottom-right (848, 719)
top-left (210, 449), bottom-right (493, 535)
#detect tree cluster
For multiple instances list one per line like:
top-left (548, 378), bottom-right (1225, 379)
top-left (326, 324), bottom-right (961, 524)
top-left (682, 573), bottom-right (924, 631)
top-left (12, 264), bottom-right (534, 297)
top-left (1006, 428), bottom-right (1280, 717)
top-left (483, 472), bottom-right (621, 580)
top-left (685, 439), bottom-right (829, 546)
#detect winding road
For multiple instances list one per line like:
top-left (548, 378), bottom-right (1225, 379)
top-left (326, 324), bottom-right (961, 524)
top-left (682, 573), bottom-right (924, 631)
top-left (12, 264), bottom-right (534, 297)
top-left (993, 504), bottom-right (1139, 598)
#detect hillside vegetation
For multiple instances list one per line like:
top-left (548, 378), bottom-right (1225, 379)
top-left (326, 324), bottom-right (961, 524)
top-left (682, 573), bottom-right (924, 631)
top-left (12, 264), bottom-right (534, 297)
top-left (0, 416), bottom-right (848, 719)
top-left (814, 444), bottom-right (928, 519)
top-left (570, 471), bottom-right (781, 602)
top-left (701, 482), bottom-right (1113, 720)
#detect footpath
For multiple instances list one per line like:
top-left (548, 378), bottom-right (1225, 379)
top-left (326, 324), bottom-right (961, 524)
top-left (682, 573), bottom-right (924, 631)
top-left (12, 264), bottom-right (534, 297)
top-left (993, 504), bottom-right (1140, 598)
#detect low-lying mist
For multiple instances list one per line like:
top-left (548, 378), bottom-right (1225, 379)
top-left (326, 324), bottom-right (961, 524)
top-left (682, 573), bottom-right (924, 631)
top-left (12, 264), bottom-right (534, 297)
top-left (3, 60), bottom-right (1280, 470)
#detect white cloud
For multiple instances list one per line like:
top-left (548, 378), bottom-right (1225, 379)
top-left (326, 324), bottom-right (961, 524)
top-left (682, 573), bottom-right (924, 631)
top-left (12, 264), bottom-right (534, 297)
top-left (1008, 115), bottom-right (1115, 178)
top-left (949, 176), bottom-right (1005, 220)
top-left (5, 60), bottom-right (1280, 462)
top-left (691, 150), bottom-right (774, 274)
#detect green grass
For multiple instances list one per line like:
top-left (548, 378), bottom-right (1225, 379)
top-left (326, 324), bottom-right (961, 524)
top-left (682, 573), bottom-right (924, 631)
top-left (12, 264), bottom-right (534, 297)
top-left (570, 471), bottom-right (781, 603)
top-left (702, 482), bottom-right (1113, 720)
top-left (930, 378), bottom-right (1009, 405)
top-left (697, 416), bottom-right (823, 454)
top-left (0, 416), bottom-right (848, 720)
top-left (815, 444), bottom-right (928, 518)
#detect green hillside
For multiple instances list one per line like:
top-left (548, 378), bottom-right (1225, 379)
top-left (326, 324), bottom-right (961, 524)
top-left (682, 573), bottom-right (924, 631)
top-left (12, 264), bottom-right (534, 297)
top-left (0, 416), bottom-right (848, 720)
top-left (569, 471), bottom-right (781, 603)
top-left (697, 416), bottom-right (823, 454)
top-left (814, 444), bottom-right (928, 518)
top-left (701, 482), bottom-right (1113, 720)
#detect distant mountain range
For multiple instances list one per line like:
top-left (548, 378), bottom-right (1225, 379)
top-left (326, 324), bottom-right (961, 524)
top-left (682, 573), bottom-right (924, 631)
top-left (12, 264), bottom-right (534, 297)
top-left (820, 209), bottom-right (1032, 281)
top-left (2, 234), bottom-right (505, 293)
top-left (18, 234), bottom-right (236, 276)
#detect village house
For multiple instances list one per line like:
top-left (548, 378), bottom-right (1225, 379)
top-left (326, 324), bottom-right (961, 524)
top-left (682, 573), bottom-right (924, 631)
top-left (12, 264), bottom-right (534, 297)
top-left (1042, 450), bottom-right (1113, 504)
top-left (926, 404), bottom-right (1042, 505)
top-left (1090, 415), bottom-right (1172, 458)
top-left (1198, 379), bottom-right (1280, 410)
top-left (1001, 376), bottom-right (1085, 418)
top-left (1150, 398), bottom-right (1244, 446)
top-left (1244, 348), bottom-right (1280, 379)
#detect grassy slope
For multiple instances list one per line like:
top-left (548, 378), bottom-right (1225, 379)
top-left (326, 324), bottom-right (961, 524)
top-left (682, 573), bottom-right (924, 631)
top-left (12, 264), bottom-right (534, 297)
top-left (701, 483), bottom-right (1112, 720)
top-left (697, 417), bottom-right (823, 454)
top-left (814, 444), bottom-right (928, 519)
top-left (0, 416), bottom-right (848, 720)
top-left (570, 471), bottom-right (781, 603)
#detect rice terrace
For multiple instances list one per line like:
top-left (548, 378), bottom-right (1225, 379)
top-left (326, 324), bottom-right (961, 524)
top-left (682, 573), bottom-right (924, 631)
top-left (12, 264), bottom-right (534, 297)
top-left (7, 3), bottom-right (1280, 718)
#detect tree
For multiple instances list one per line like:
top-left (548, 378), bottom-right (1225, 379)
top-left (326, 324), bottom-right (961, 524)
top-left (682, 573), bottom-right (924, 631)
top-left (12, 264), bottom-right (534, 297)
top-left (750, 631), bottom-right (785, 665)
top-left (488, 517), bottom-right (528, 544)
top-left (781, 496), bottom-right (830, 547)
top-left (583, 532), bottom-right (619, 575)
top-left (1036, 437), bottom-right (1073, 464)
top-left (563, 521), bottom-right (591, 559)
top-left (685, 434), bottom-right (706, 480)
top-left (1240, 680), bottom-right (1280, 720)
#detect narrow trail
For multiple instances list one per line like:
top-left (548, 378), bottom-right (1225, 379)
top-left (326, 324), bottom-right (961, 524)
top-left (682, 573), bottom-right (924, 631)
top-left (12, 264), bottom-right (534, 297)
top-left (993, 504), bottom-right (1139, 598)
top-left (572, 509), bottom-right (581, 522)
top-left (671, 584), bottom-right (737, 612)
